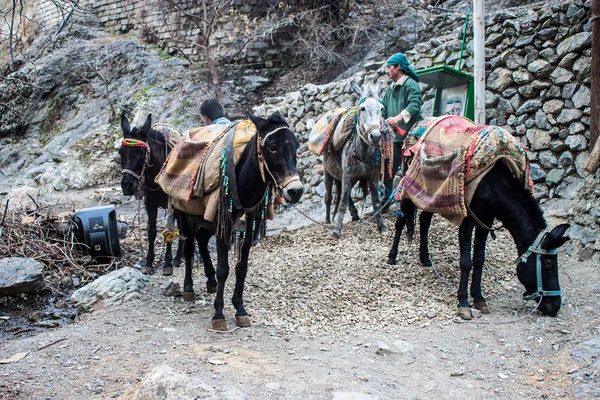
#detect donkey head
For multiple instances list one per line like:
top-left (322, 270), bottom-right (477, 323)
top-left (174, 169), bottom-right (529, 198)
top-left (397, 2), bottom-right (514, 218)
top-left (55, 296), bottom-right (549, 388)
top-left (516, 223), bottom-right (570, 317)
top-left (351, 80), bottom-right (384, 146)
top-left (119, 113), bottom-right (152, 196)
top-left (250, 111), bottom-right (303, 204)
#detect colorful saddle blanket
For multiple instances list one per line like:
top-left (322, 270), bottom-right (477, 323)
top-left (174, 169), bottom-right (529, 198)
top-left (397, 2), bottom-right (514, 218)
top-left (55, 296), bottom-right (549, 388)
top-left (308, 108), bottom-right (348, 155)
top-left (155, 120), bottom-right (257, 219)
top-left (399, 115), bottom-right (531, 225)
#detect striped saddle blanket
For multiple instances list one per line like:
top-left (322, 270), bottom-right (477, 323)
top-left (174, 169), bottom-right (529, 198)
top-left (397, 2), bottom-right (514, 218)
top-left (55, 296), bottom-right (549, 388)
top-left (155, 120), bottom-right (257, 219)
top-left (398, 115), bottom-right (531, 225)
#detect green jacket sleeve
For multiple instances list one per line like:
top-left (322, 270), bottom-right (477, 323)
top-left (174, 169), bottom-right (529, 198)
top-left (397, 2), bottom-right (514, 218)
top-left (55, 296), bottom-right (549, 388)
top-left (403, 80), bottom-right (422, 118)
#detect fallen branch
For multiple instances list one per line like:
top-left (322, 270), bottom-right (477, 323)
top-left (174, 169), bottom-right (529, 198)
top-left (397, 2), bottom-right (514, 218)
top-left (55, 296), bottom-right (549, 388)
top-left (37, 337), bottom-right (68, 351)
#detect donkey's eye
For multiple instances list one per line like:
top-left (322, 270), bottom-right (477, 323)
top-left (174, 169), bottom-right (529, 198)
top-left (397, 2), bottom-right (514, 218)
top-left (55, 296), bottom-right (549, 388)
top-left (267, 145), bottom-right (278, 153)
top-left (360, 107), bottom-right (366, 112)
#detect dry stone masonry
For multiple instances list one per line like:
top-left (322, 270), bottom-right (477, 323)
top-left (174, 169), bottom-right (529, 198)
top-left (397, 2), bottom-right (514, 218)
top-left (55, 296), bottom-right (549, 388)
top-left (252, 0), bottom-right (596, 260)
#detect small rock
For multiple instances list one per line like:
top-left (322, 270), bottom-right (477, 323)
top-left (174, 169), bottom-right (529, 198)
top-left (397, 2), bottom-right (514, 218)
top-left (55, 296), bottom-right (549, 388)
top-left (161, 280), bottom-right (180, 297)
top-left (208, 359), bottom-right (226, 365)
top-left (37, 320), bottom-right (59, 328)
top-left (470, 309), bottom-right (482, 318)
top-left (451, 371), bottom-right (464, 377)
top-left (376, 342), bottom-right (396, 355)
top-left (28, 311), bottom-right (42, 321)
top-left (265, 382), bottom-right (280, 390)
top-left (427, 309), bottom-right (438, 319)
top-left (498, 373), bottom-right (508, 379)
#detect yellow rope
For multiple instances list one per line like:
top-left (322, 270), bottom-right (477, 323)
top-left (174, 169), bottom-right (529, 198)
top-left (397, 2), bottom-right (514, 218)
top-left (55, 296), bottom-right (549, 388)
top-left (161, 228), bottom-right (179, 243)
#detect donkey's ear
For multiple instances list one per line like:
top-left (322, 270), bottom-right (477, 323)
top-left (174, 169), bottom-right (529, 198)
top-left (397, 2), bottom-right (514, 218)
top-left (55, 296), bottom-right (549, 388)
top-left (140, 114), bottom-right (152, 136)
top-left (248, 112), bottom-right (267, 132)
top-left (121, 112), bottom-right (131, 136)
top-left (373, 80), bottom-right (383, 97)
top-left (351, 81), bottom-right (363, 98)
top-left (268, 111), bottom-right (288, 126)
top-left (542, 223), bottom-right (571, 250)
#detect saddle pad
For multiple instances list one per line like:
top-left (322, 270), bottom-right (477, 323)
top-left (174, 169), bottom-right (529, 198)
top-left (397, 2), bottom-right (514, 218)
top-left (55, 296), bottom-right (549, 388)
top-left (152, 123), bottom-right (184, 151)
top-left (400, 115), bottom-right (530, 225)
top-left (308, 108), bottom-right (346, 154)
top-left (155, 120), bottom-right (257, 220)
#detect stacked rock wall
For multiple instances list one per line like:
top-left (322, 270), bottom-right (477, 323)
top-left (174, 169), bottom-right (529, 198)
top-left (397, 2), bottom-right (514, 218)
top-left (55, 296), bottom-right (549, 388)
top-left (253, 0), bottom-right (596, 259)
top-left (19, 0), bottom-right (296, 70)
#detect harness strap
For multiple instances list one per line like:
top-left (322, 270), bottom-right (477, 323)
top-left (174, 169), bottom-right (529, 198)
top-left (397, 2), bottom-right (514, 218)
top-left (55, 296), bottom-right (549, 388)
top-left (122, 168), bottom-right (142, 181)
top-left (464, 201), bottom-right (504, 240)
top-left (257, 126), bottom-right (298, 190)
top-left (225, 126), bottom-right (244, 211)
top-left (517, 230), bottom-right (562, 301)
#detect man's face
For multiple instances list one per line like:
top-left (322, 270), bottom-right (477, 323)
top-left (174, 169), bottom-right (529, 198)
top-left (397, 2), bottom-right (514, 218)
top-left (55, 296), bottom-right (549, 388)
top-left (387, 64), bottom-right (402, 82)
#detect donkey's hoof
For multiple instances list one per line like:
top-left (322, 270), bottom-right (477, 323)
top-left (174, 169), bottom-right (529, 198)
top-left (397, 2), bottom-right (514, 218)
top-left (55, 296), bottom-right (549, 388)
top-left (457, 307), bottom-right (473, 320)
top-left (183, 291), bottom-right (195, 302)
top-left (162, 266), bottom-right (173, 276)
top-left (421, 258), bottom-right (432, 267)
top-left (474, 302), bottom-right (490, 314)
top-left (141, 266), bottom-right (153, 275)
top-left (331, 231), bottom-right (340, 238)
top-left (172, 260), bottom-right (181, 268)
top-left (378, 226), bottom-right (387, 234)
top-left (386, 258), bottom-right (396, 265)
top-left (207, 284), bottom-right (217, 294)
top-left (212, 318), bottom-right (227, 331)
top-left (351, 215), bottom-right (360, 222)
top-left (235, 315), bottom-right (251, 327)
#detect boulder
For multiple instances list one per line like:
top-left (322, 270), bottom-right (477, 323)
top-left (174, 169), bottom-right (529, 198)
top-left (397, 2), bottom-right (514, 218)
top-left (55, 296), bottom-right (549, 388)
top-left (0, 257), bottom-right (45, 296)
top-left (71, 267), bottom-right (149, 310)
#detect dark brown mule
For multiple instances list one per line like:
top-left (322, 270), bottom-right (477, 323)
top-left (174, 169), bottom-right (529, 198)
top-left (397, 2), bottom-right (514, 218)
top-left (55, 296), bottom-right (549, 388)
top-left (165, 112), bottom-right (303, 331)
top-left (387, 118), bottom-right (569, 320)
top-left (119, 113), bottom-right (184, 276)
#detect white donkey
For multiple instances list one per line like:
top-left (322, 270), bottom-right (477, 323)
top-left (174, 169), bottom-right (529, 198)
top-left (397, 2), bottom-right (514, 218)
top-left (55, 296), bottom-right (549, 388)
top-left (321, 80), bottom-right (389, 237)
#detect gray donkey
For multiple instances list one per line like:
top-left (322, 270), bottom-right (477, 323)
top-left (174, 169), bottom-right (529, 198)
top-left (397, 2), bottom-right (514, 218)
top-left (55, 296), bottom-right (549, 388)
top-left (322, 80), bottom-right (389, 238)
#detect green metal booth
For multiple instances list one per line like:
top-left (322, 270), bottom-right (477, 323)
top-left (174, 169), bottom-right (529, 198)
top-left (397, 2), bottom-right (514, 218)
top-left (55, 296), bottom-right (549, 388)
top-left (416, 65), bottom-right (474, 121)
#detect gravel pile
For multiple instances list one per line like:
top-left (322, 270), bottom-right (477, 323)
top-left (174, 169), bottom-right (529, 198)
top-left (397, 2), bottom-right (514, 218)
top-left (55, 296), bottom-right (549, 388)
top-left (242, 213), bottom-right (522, 334)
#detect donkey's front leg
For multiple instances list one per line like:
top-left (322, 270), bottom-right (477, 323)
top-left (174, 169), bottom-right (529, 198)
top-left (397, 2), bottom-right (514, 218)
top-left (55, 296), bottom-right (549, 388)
top-left (232, 228), bottom-right (254, 328)
top-left (457, 219), bottom-right (475, 320)
top-left (332, 175), bottom-right (352, 238)
top-left (143, 201), bottom-right (158, 275)
top-left (196, 227), bottom-right (216, 293)
top-left (419, 212), bottom-right (433, 266)
top-left (162, 241), bottom-right (174, 276)
top-left (471, 225), bottom-right (491, 314)
top-left (181, 215), bottom-right (196, 302)
top-left (367, 178), bottom-right (386, 234)
top-left (324, 172), bottom-right (334, 224)
top-left (212, 237), bottom-right (231, 331)
top-left (387, 201), bottom-right (412, 265)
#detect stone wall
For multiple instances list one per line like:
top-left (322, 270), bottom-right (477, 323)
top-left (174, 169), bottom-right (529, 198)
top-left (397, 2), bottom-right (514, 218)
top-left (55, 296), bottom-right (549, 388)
top-left (253, 0), bottom-right (596, 259)
top-left (24, 0), bottom-right (296, 70)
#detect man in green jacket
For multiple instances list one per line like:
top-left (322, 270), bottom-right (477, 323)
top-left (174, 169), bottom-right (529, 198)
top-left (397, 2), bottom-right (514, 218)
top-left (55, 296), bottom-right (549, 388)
top-left (381, 52), bottom-right (423, 212)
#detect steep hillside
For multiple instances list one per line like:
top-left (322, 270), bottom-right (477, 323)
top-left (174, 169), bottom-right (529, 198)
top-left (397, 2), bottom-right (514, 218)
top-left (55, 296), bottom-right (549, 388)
top-left (0, 0), bottom-right (577, 192)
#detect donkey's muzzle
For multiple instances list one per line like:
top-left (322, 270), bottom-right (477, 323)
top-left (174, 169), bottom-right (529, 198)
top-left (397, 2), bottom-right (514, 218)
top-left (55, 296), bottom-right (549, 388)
top-left (539, 297), bottom-right (561, 317)
top-left (282, 179), bottom-right (303, 204)
top-left (369, 130), bottom-right (382, 145)
top-left (121, 175), bottom-right (140, 196)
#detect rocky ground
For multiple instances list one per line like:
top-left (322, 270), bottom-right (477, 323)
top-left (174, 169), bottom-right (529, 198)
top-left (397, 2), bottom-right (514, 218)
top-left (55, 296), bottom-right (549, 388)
top-left (1, 187), bottom-right (599, 399)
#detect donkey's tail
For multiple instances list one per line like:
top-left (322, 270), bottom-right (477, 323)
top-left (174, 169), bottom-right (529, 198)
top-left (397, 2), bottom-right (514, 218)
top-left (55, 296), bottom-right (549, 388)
top-left (404, 200), bottom-right (417, 245)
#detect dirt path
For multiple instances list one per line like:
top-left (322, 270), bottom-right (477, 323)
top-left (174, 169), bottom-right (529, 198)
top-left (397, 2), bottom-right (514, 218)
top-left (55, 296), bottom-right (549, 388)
top-left (1, 189), bottom-right (599, 399)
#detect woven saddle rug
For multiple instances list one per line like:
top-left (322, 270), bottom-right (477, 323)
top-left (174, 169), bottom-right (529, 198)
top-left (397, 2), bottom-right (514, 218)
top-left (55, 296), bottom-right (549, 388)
top-left (155, 120), bottom-right (257, 220)
top-left (399, 115), bottom-right (531, 226)
top-left (312, 107), bottom-right (393, 180)
top-left (308, 108), bottom-right (347, 154)
top-left (152, 123), bottom-right (184, 152)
